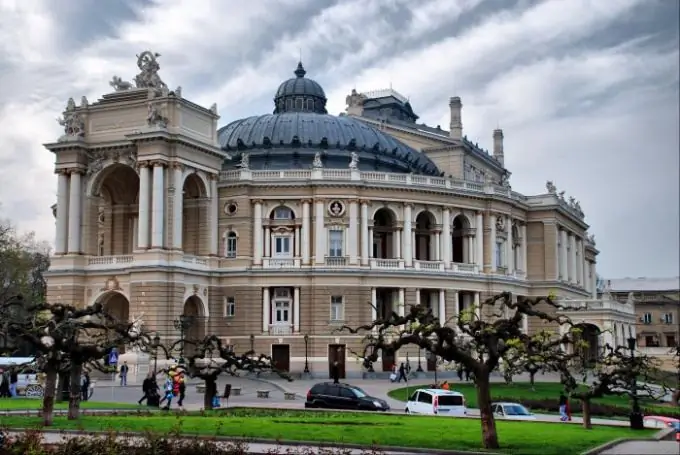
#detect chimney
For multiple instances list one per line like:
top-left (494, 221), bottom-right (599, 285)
top-left (493, 128), bottom-right (504, 167)
top-left (449, 97), bottom-right (462, 140)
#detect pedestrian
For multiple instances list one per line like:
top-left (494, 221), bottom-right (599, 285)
top-left (160, 374), bottom-right (174, 410)
top-left (331, 361), bottom-right (340, 384)
top-left (397, 363), bottom-right (407, 383)
top-left (176, 373), bottom-right (186, 407)
top-left (138, 372), bottom-right (155, 405)
top-left (566, 395), bottom-right (572, 421)
top-left (464, 368), bottom-right (470, 382)
top-left (119, 361), bottom-right (129, 387)
top-left (0, 369), bottom-right (10, 398)
top-left (456, 367), bottom-right (464, 382)
top-left (558, 392), bottom-right (568, 421)
top-left (441, 381), bottom-right (450, 391)
top-left (9, 368), bottom-right (18, 397)
top-left (80, 371), bottom-right (91, 401)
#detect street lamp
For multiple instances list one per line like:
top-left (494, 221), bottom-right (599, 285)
top-left (173, 314), bottom-right (195, 364)
top-left (303, 334), bottom-right (310, 373)
top-left (152, 332), bottom-right (161, 374)
top-left (627, 337), bottom-right (644, 430)
top-left (249, 333), bottom-right (255, 352)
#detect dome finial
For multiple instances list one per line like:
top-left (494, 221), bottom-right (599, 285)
top-left (294, 61), bottom-right (306, 78)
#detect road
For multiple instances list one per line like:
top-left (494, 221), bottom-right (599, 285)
top-left (600, 440), bottom-right (680, 455)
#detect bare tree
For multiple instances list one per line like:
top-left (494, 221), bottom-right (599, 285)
top-left (339, 291), bottom-right (572, 450)
top-left (154, 335), bottom-right (291, 410)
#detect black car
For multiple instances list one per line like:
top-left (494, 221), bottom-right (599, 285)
top-left (305, 382), bottom-right (390, 412)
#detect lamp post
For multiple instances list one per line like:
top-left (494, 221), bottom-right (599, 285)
top-left (249, 333), bottom-right (255, 352)
top-left (303, 334), bottom-right (310, 373)
top-left (152, 332), bottom-right (161, 374)
top-left (173, 314), bottom-right (195, 364)
top-left (627, 337), bottom-right (644, 430)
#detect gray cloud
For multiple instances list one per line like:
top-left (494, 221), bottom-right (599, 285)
top-left (0, 0), bottom-right (677, 278)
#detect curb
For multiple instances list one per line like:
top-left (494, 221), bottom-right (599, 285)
top-left (248, 377), bottom-right (304, 398)
top-left (2, 429), bottom-right (501, 455)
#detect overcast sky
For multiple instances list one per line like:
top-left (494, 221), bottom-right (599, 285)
top-left (0, 0), bottom-right (678, 279)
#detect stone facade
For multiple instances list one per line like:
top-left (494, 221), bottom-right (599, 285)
top-left (44, 53), bottom-right (631, 378)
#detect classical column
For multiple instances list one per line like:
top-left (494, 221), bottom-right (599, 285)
top-left (264, 227), bottom-right (271, 257)
top-left (132, 217), bottom-right (138, 251)
top-left (67, 170), bottom-right (83, 254)
top-left (442, 208), bottom-right (451, 266)
top-left (360, 200), bottom-right (369, 265)
top-left (559, 229), bottom-right (568, 280)
top-left (474, 292), bottom-right (481, 320)
top-left (314, 199), bottom-right (325, 264)
top-left (475, 212), bottom-right (483, 270)
top-left (394, 229), bottom-right (402, 259)
top-left (415, 289), bottom-right (421, 306)
top-left (440, 290), bottom-right (447, 325)
top-left (137, 162), bottom-right (151, 250)
top-left (584, 261), bottom-right (591, 292)
top-left (370, 288), bottom-right (377, 321)
top-left (575, 238), bottom-right (582, 284)
top-left (262, 287), bottom-right (270, 332)
top-left (591, 262), bottom-right (598, 299)
top-left (151, 162), bottom-right (165, 249)
top-left (568, 234), bottom-right (577, 283)
top-left (368, 227), bottom-right (374, 258)
top-left (253, 200), bottom-right (263, 265)
top-left (580, 241), bottom-right (586, 286)
top-left (506, 216), bottom-right (513, 273)
top-left (294, 226), bottom-right (301, 257)
top-left (489, 215), bottom-right (497, 272)
top-left (293, 287), bottom-right (300, 332)
top-left (301, 199), bottom-right (311, 264)
top-left (55, 170), bottom-right (69, 254)
top-left (403, 204), bottom-right (413, 266)
top-left (520, 224), bottom-right (527, 272)
top-left (398, 288), bottom-right (405, 317)
top-left (348, 200), bottom-right (358, 264)
top-left (434, 230), bottom-right (441, 261)
top-left (171, 164), bottom-right (183, 250)
top-left (210, 175), bottom-right (219, 255)
top-left (522, 314), bottom-right (529, 334)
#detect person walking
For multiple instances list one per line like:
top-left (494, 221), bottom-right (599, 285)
top-left (0, 369), bottom-right (10, 398)
top-left (176, 373), bottom-right (186, 407)
top-left (160, 374), bottom-right (174, 410)
top-left (80, 371), bottom-right (91, 401)
top-left (138, 373), bottom-right (156, 405)
top-left (558, 392), bottom-right (568, 421)
top-left (9, 368), bottom-right (18, 397)
top-left (119, 361), bottom-right (129, 387)
top-left (397, 363), bottom-right (408, 383)
top-left (331, 361), bottom-right (340, 384)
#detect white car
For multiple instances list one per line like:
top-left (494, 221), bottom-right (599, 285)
top-left (405, 388), bottom-right (467, 416)
top-left (492, 402), bottom-right (536, 420)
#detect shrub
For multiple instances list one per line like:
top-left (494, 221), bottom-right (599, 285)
top-left (0, 429), bottom-right (385, 455)
top-left (496, 396), bottom-right (680, 419)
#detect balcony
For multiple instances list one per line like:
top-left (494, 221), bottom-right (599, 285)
top-left (370, 258), bottom-right (404, 270)
top-left (269, 324), bottom-right (293, 336)
top-left (262, 258), bottom-right (300, 269)
top-left (414, 260), bottom-right (445, 271)
top-left (452, 263), bottom-right (478, 274)
top-left (325, 256), bottom-right (348, 267)
top-left (181, 255), bottom-right (209, 266)
top-left (85, 255), bottom-right (134, 271)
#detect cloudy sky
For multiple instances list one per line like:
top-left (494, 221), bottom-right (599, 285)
top-left (0, 0), bottom-right (678, 279)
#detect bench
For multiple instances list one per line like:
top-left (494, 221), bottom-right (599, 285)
top-left (196, 384), bottom-right (206, 393)
top-left (284, 392), bottom-right (296, 400)
top-left (256, 390), bottom-right (270, 399)
top-left (231, 387), bottom-right (241, 396)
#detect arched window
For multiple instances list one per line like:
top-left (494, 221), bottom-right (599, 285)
top-left (225, 232), bottom-right (237, 258)
top-left (272, 206), bottom-right (294, 220)
top-left (295, 98), bottom-right (303, 110)
top-left (306, 99), bottom-right (314, 111)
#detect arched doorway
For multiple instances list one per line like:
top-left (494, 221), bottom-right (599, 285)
top-left (452, 214), bottom-right (471, 263)
top-left (90, 164), bottom-right (140, 256)
top-left (98, 292), bottom-right (130, 354)
top-left (573, 323), bottom-right (600, 366)
top-left (414, 211), bottom-right (435, 261)
top-left (182, 174), bottom-right (209, 256)
top-left (179, 296), bottom-right (205, 357)
top-left (373, 208), bottom-right (398, 259)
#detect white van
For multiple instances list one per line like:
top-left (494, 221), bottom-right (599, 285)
top-left (405, 388), bottom-right (467, 416)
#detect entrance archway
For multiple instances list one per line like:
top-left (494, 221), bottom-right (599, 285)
top-left (98, 291), bottom-right (131, 354)
top-left (180, 296), bottom-right (206, 357)
top-left (182, 174), bottom-right (209, 256)
top-left (573, 323), bottom-right (600, 366)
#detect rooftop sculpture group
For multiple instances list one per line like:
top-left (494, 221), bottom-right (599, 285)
top-left (545, 180), bottom-right (584, 219)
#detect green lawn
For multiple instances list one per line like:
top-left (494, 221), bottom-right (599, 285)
top-left (388, 382), bottom-right (675, 416)
top-left (0, 398), bottom-right (141, 410)
top-left (0, 408), bottom-right (654, 455)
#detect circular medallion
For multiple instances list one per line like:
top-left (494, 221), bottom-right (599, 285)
top-left (327, 200), bottom-right (345, 217)
top-left (224, 202), bottom-right (238, 216)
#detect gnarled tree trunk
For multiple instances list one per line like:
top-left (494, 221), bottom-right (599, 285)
top-left (41, 367), bottom-right (58, 426)
top-left (203, 376), bottom-right (217, 410)
top-left (476, 372), bottom-right (500, 449)
top-left (581, 398), bottom-right (593, 429)
top-left (529, 370), bottom-right (537, 391)
top-left (67, 362), bottom-right (83, 420)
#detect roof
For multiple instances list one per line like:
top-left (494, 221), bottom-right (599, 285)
top-left (417, 388), bottom-right (464, 395)
top-left (606, 277), bottom-right (680, 292)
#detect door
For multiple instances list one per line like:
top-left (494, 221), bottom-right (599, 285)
top-left (328, 344), bottom-right (346, 379)
top-left (271, 344), bottom-right (290, 372)
top-left (381, 348), bottom-right (396, 372)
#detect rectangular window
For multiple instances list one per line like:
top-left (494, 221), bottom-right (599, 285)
top-left (663, 313), bottom-right (674, 324)
top-left (274, 301), bottom-right (290, 323)
top-left (642, 313), bottom-right (652, 324)
top-left (274, 235), bottom-right (292, 257)
top-left (330, 296), bottom-right (344, 321)
top-left (274, 288), bottom-right (290, 299)
top-left (328, 230), bottom-right (344, 257)
top-left (223, 297), bottom-right (235, 317)
top-left (225, 233), bottom-right (237, 258)
top-left (495, 242), bottom-right (502, 268)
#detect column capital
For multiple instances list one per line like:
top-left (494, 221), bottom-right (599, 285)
top-left (314, 198), bottom-right (326, 204)
top-left (359, 199), bottom-right (371, 205)
top-left (206, 172), bottom-right (218, 181)
top-left (169, 161), bottom-right (184, 171)
top-left (252, 199), bottom-right (264, 205)
top-left (300, 198), bottom-right (313, 205)
top-left (138, 160), bottom-right (152, 168)
top-left (346, 198), bottom-right (360, 204)
top-left (441, 206), bottom-right (450, 213)
top-left (151, 160), bottom-right (167, 168)
top-left (55, 168), bottom-right (70, 176)
top-left (404, 202), bottom-right (415, 208)
top-left (67, 168), bottom-right (85, 176)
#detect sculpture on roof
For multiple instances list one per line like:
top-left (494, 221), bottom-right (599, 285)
top-left (587, 234), bottom-right (596, 244)
top-left (312, 152), bottom-right (323, 169)
top-left (239, 152), bottom-right (250, 170)
top-left (349, 152), bottom-right (359, 170)
top-left (134, 51), bottom-right (168, 96)
top-left (558, 190), bottom-right (565, 201)
top-left (56, 97), bottom-right (85, 141)
top-left (110, 75), bottom-right (133, 91)
top-left (545, 180), bottom-right (557, 194)
top-left (500, 172), bottom-right (510, 188)
top-left (146, 102), bottom-right (168, 128)
top-left (346, 89), bottom-right (366, 108)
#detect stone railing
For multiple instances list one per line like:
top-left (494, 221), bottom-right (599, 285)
top-left (269, 324), bottom-right (293, 336)
top-left (414, 260), bottom-right (445, 271)
top-left (325, 256), bottom-right (348, 267)
top-left (219, 169), bottom-right (524, 201)
top-left (182, 255), bottom-right (208, 266)
top-left (370, 258), bottom-right (404, 269)
top-left (87, 255), bottom-right (134, 266)
top-left (263, 258), bottom-right (300, 268)
top-left (557, 298), bottom-right (635, 315)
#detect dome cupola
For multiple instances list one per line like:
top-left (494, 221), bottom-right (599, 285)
top-left (273, 62), bottom-right (327, 114)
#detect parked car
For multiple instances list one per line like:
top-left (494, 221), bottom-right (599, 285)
top-left (492, 402), bottom-right (537, 420)
top-left (305, 382), bottom-right (390, 411)
top-left (643, 415), bottom-right (680, 431)
top-left (405, 388), bottom-right (467, 416)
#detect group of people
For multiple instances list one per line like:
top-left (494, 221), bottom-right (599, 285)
top-left (138, 366), bottom-right (187, 411)
top-left (0, 368), bottom-right (18, 398)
